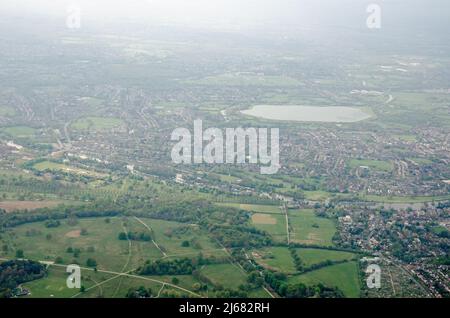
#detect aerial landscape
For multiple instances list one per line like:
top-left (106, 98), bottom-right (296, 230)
top-left (0, 0), bottom-right (449, 300)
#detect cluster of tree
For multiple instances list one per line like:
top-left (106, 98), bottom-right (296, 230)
top-left (139, 258), bottom-right (195, 276)
top-left (118, 231), bottom-right (151, 242)
top-left (0, 204), bottom-right (121, 228)
top-left (139, 255), bottom-right (225, 276)
top-left (289, 247), bottom-right (303, 272)
top-left (298, 259), bottom-right (350, 275)
top-left (0, 260), bottom-right (46, 298)
top-left (263, 271), bottom-right (344, 298)
top-left (207, 225), bottom-right (272, 248)
top-left (215, 288), bottom-right (249, 298)
top-left (44, 219), bottom-right (61, 228)
top-left (126, 286), bottom-right (154, 298)
top-left (86, 258), bottom-right (97, 268)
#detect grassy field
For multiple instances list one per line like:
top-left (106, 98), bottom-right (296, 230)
top-left (23, 265), bottom-right (115, 298)
top-left (0, 200), bottom-right (67, 212)
top-left (33, 161), bottom-right (107, 178)
top-left (0, 106), bottom-right (16, 116)
top-left (288, 261), bottom-right (361, 298)
top-left (253, 247), bottom-right (296, 273)
top-left (348, 159), bottom-right (393, 172)
top-left (136, 217), bottom-right (225, 258)
top-left (1, 126), bottom-right (36, 138)
top-left (253, 247), bottom-right (356, 273)
top-left (2, 217), bottom-right (162, 272)
top-left (288, 209), bottom-right (336, 246)
top-left (361, 194), bottom-right (450, 203)
top-left (251, 213), bottom-right (287, 242)
top-left (217, 202), bottom-right (282, 214)
top-left (71, 116), bottom-right (124, 131)
top-left (296, 248), bottom-right (356, 267)
top-left (185, 73), bottom-right (303, 87)
top-left (199, 263), bottom-right (248, 290)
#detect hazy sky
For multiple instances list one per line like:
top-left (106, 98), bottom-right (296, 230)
top-left (2, 0), bottom-right (449, 33)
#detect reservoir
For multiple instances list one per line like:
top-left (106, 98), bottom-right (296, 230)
top-left (241, 105), bottom-right (373, 123)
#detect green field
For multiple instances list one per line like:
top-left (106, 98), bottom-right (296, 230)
top-left (288, 261), bottom-right (361, 298)
top-left (253, 247), bottom-right (296, 273)
top-left (23, 265), bottom-right (115, 298)
top-left (254, 247), bottom-right (356, 273)
top-left (251, 213), bottom-right (287, 242)
top-left (216, 203), bottom-right (282, 214)
top-left (2, 217), bottom-right (163, 272)
top-left (296, 248), bottom-right (356, 267)
top-left (348, 159), bottom-right (393, 172)
top-left (185, 73), bottom-right (303, 87)
top-left (137, 218), bottom-right (225, 257)
top-left (1, 126), bottom-right (36, 138)
top-left (288, 209), bottom-right (336, 246)
top-left (71, 117), bottom-right (124, 131)
top-left (0, 106), bottom-right (16, 116)
top-left (33, 161), bottom-right (106, 178)
top-left (200, 263), bottom-right (248, 290)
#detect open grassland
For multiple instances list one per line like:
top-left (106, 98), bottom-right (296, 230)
top-left (0, 106), bottom-right (16, 116)
top-left (216, 202), bottom-right (282, 214)
top-left (199, 263), bottom-right (250, 291)
top-left (361, 194), bottom-right (450, 203)
top-left (288, 209), bottom-right (336, 246)
top-left (185, 74), bottom-right (303, 87)
top-left (136, 217), bottom-right (225, 258)
top-left (251, 213), bottom-right (287, 242)
top-left (71, 117), bottom-right (124, 131)
top-left (253, 247), bottom-right (296, 273)
top-left (0, 200), bottom-right (67, 212)
top-left (22, 265), bottom-right (110, 298)
top-left (348, 159), bottom-right (393, 172)
top-left (295, 248), bottom-right (356, 267)
top-left (33, 161), bottom-right (107, 178)
top-left (288, 261), bottom-right (361, 298)
top-left (253, 247), bottom-right (357, 273)
top-left (1, 126), bottom-right (36, 138)
top-left (2, 217), bottom-right (162, 272)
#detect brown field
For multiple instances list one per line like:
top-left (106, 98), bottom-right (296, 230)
top-left (251, 213), bottom-right (277, 225)
top-left (0, 200), bottom-right (62, 212)
top-left (65, 230), bottom-right (81, 238)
